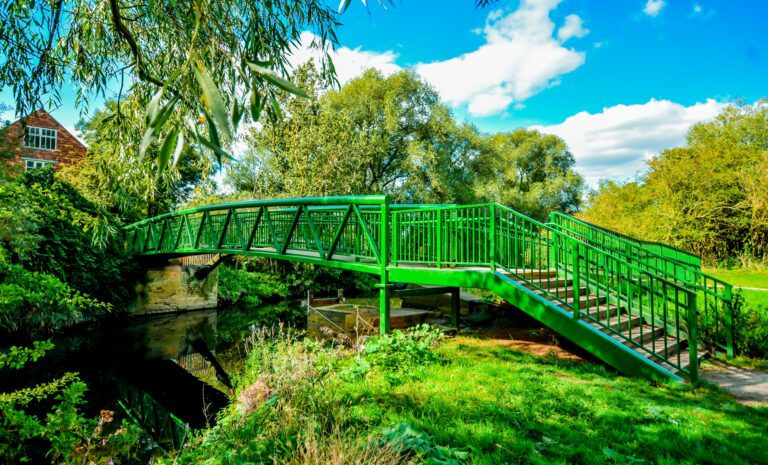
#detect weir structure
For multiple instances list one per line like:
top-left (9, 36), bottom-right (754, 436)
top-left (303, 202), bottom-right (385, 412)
top-left (124, 195), bottom-right (736, 383)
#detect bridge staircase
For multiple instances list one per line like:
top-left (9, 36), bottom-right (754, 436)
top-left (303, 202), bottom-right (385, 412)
top-left (125, 196), bottom-right (736, 384)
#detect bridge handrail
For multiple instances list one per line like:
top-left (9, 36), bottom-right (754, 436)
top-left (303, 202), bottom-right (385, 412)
top-left (549, 212), bottom-right (702, 268)
top-left (124, 195), bottom-right (392, 229)
top-left (548, 212), bottom-right (734, 356)
top-left (392, 202), bottom-right (697, 378)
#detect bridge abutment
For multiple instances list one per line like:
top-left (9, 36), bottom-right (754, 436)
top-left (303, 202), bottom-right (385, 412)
top-left (132, 255), bottom-right (219, 315)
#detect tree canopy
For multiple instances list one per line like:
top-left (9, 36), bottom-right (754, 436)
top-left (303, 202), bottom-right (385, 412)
top-left (580, 101), bottom-right (768, 263)
top-left (229, 66), bottom-right (483, 203)
top-left (473, 129), bottom-right (584, 220)
top-left (225, 64), bottom-right (583, 218)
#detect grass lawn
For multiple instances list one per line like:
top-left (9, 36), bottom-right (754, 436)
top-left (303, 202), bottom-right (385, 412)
top-left (337, 336), bottom-right (767, 465)
top-left (173, 329), bottom-right (768, 465)
top-left (705, 269), bottom-right (768, 308)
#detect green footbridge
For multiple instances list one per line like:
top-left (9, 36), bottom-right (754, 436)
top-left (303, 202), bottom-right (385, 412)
top-left (124, 195), bottom-right (736, 383)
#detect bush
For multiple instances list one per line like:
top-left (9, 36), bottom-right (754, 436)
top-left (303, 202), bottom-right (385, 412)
top-left (346, 324), bottom-right (445, 384)
top-left (228, 256), bottom-right (379, 297)
top-left (0, 169), bottom-right (136, 307)
top-left (380, 423), bottom-right (470, 465)
top-left (733, 294), bottom-right (768, 358)
top-left (0, 342), bottom-right (141, 464)
top-left (218, 264), bottom-right (291, 309)
top-left (163, 329), bottom-right (405, 465)
top-left (0, 248), bottom-right (111, 333)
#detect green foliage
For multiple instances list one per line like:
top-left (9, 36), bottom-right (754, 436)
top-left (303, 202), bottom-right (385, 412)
top-left (0, 343), bottom-right (141, 464)
top-left (581, 101), bottom-right (768, 263)
top-left (361, 324), bottom-right (445, 372)
top-left (228, 64), bottom-right (583, 217)
top-left (165, 329), bottom-right (404, 465)
top-left (216, 255), bottom-right (378, 304)
top-left (218, 264), bottom-right (290, 308)
top-left (60, 96), bottom-right (211, 221)
top-left (0, 169), bottom-right (134, 313)
top-left (0, 250), bottom-right (111, 332)
top-left (0, 0), bottom-right (342, 170)
top-left (346, 324), bottom-right (445, 384)
top-left (380, 423), bottom-right (470, 465)
top-left (732, 291), bottom-right (768, 358)
top-left (473, 129), bottom-right (584, 221)
top-left (231, 65), bottom-right (481, 204)
top-left (0, 339), bottom-right (53, 370)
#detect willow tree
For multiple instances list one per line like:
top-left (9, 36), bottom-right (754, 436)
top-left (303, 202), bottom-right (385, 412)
top-left (1, 0), bottom-right (494, 175)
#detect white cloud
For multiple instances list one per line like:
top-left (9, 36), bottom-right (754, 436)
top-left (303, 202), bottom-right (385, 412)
top-left (532, 99), bottom-right (725, 186)
top-left (290, 31), bottom-right (401, 85)
top-left (415, 0), bottom-right (587, 117)
top-left (289, 2), bottom-right (588, 117)
top-left (643, 0), bottom-right (666, 17)
top-left (558, 14), bottom-right (589, 43)
top-left (693, 3), bottom-right (702, 13)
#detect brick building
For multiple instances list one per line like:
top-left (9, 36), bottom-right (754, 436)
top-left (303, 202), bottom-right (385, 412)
top-left (6, 109), bottom-right (87, 171)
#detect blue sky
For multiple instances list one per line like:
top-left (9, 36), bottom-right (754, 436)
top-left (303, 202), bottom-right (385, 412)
top-left (3, 0), bottom-right (766, 185)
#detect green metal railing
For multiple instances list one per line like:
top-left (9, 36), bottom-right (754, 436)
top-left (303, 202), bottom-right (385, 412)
top-left (124, 196), bottom-right (394, 274)
top-left (549, 212), bottom-right (734, 357)
top-left (549, 213), bottom-right (701, 268)
top-left (126, 196), bottom-right (703, 380)
top-left (391, 204), bottom-right (697, 378)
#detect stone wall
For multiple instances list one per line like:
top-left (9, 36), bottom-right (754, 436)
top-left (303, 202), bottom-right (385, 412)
top-left (133, 256), bottom-right (219, 315)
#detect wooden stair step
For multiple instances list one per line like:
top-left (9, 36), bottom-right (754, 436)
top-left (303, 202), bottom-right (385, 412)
top-left (565, 294), bottom-right (606, 308)
top-left (624, 324), bottom-right (667, 344)
top-left (531, 285), bottom-right (586, 299)
top-left (525, 277), bottom-right (572, 290)
top-left (582, 312), bottom-right (641, 332)
top-left (501, 269), bottom-right (557, 280)
top-left (583, 303), bottom-right (623, 320)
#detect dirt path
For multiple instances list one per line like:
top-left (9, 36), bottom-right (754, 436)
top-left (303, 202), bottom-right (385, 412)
top-left (702, 363), bottom-right (768, 406)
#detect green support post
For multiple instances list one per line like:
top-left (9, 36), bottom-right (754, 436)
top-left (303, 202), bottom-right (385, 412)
top-left (489, 204), bottom-right (496, 271)
top-left (451, 287), bottom-right (460, 329)
top-left (379, 196), bottom-right (392, 335)
top-left (378, 284), bottom-right (391, 334)
top-left (686, 290), bottom-right (699, 384)
top-left (436, 208), bottom-right (442, 268)
top-left (571, 240), bottom-right (581, 319)
top-left (725, 284), bottom-right (734, 359)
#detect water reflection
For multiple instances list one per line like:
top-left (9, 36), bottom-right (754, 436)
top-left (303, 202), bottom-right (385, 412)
top-left (2, 300), bottom-right (306, 455)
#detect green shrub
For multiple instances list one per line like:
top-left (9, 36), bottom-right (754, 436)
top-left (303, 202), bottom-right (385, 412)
top-left (164, 329), bottom-right (404, 465)
top-left (380, 423), bottom-right (470, 465)
top-left (227, 256), bottom-right (379, 297)
top-left (0, 248), bottom-right (111, 333)
top-left (0, 342), bottom-right (141, 464)
top-left (218, 265), bottom-right (291, 309)
top-left (346, 324), bottom-right (445, 384)
top-left (0, 169), bottom-right (136, 307)
top-left (732, 293), bottom-right (768, 358)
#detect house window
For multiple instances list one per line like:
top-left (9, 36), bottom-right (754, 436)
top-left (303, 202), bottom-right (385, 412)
top-left (23, 158), bottom-right (56, 171)
top-left (24, 126), bottom-right (58, 151)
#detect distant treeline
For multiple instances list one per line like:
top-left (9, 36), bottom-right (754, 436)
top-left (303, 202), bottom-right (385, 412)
top-left (580, 101), bottom-right (768, 266)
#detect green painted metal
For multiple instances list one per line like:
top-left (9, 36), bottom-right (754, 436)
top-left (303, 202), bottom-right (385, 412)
top-left (549, 212), bottom-right (735, 358)
top-left (125, 196), bottom-right (709, 382)
top-left (549, 212), bottom-right (702, 268)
